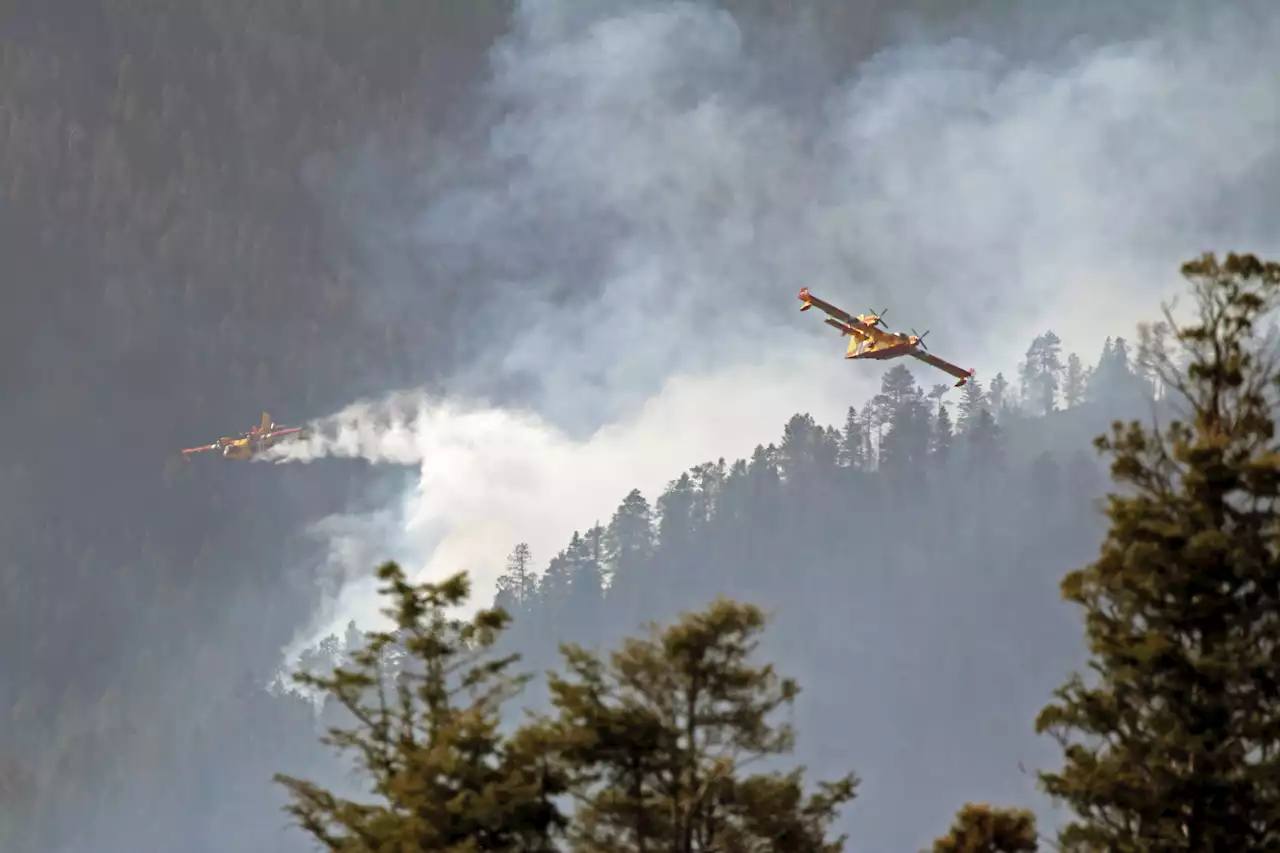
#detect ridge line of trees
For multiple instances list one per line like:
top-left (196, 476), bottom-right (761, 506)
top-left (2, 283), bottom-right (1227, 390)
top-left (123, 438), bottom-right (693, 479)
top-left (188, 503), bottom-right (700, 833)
top-left (279, 254), bottom-right (1280, 852)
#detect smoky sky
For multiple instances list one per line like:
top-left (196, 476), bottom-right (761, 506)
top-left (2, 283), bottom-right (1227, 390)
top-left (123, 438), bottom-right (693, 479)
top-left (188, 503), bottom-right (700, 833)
top-left (279, 0), bottom-right (1280, 647)
top-left (320, 0), bottom-right (1280, 440)
top-left (40, 1), bottom-right (1263, 850)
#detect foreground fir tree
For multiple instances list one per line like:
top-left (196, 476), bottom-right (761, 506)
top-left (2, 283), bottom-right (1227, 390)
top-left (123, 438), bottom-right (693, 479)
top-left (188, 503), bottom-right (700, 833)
top-left (274, 562), bottom-right (567, 852)
top-left (532, 599), bottom-right (858, 853)
top-left (1036, 253), bottom-right (1280, 851)
top-left (929, 803), bottom-right (1038, 853)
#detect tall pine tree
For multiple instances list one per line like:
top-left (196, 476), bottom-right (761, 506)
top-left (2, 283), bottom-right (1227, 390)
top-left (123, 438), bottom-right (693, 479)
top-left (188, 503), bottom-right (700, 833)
top-left (275, 564), bottom-right (567, 852)
top-left (604, 489), bottom-right (656, 623)
top-left (839, 405), bottom-right (866, 470)
top-left (1020, 332), bottom-right (1065, 416)
top-left (1036, 253), bottom-right (1280, 851)
top-left (495, 542), bottom-right (537, 613)
top-left (988, 373), bottom-right (1010, 420)
top-left (532, 599), bottom-right (858, 853)
top-left (1062, 353), bottom-right (1089, 409)
top-left (932, 401), bottom-right (954, 470)
top-left (957, 376), bottom-right (986, 435)
top-left (930, 803), bottom-right (1038, 853)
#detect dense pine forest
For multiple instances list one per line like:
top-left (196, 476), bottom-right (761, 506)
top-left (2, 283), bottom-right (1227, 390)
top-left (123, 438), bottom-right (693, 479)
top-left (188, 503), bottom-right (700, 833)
top-left (287, 336), bottom-right (1151, 849)
top-left (4, 1), bottom-right (1279, 851)
top-left (3, 317), bottom-right (1160, 850)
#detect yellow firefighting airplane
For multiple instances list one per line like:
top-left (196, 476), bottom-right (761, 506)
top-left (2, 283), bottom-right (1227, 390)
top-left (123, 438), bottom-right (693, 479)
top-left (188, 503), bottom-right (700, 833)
top-left (798, 287), bottom-right (975, 387)
top-left (181, 412), bottom-right (304, 461)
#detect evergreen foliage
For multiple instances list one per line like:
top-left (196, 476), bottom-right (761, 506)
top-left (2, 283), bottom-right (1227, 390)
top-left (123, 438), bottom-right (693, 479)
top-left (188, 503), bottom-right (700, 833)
top-left (275, 563), bottom-right (566, 851)
top-left (929, 803), bottom-right (1039, 853)
top-left (279, 565), bottom-right (856, 852)
top-left (3, 1), bottom-right (1253, 850)
top-left (1037, 253), bottom-right (1280, 851)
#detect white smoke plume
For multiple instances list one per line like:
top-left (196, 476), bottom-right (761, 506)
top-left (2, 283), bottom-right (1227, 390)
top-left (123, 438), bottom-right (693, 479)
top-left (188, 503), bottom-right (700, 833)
top-left (271, 349), bottom-right (873, 660)
top-left (282, 0), bottom-right (1280, 656)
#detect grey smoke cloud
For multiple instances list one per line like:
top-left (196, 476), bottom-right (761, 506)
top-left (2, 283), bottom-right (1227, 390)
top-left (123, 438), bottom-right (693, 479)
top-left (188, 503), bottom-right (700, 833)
top-left (405, 0), bottom-right (1279, 429)
top-left (284, 0), bottom-right (1280, 687)
top-left (272, 354), bottom-right (871, 664)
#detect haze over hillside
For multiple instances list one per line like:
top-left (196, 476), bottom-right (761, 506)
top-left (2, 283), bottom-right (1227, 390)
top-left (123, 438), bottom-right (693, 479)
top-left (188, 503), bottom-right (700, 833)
top-left (2, 1), bottom-right (1277, 851)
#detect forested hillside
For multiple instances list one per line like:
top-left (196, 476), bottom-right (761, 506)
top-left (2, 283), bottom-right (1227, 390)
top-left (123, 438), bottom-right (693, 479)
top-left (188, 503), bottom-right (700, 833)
top-left (270, 255), bottom-right (1280, 853)
top-left (287, 337), bottom-right (1158, 851)
top-left (1, 297), bottom-right (1156, 851)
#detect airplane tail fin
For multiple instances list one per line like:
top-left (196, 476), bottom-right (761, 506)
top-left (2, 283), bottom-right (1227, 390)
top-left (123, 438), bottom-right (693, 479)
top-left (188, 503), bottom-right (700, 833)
top-left (261, 412), bottom-right (271, 432)
top-left (845, 335), bottom-right (861, 358)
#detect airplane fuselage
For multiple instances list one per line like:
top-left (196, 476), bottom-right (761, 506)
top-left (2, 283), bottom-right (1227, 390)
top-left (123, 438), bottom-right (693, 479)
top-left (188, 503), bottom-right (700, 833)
top-left (214, 432), bottom-right (293, 460)
top-left (221, 440), bottom-right (255, 460)
top-left (845, 331), bottom-right (922, 360)
top-left (181, 412), bottom-right (304, 461)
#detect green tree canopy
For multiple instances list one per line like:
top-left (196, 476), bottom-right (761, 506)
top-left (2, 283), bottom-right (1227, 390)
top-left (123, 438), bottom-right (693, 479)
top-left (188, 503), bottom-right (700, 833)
top-left (1036, 253), bottom-right (1280, 851)
top-left (277, 565), bottom-right (858, 853)
top-left (531, 598), bottom-right (858, 853)
top-left (274, 563), bottom-right (567, 852)
top-left (929, 803), bottom-right (1039, 853)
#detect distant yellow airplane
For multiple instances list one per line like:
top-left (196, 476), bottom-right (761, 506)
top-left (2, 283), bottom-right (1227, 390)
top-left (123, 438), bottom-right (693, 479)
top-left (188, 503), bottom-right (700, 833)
top-left (181, 412), bottom-right (304, 460)
top-left (798, 287), bottom-right (975, 387)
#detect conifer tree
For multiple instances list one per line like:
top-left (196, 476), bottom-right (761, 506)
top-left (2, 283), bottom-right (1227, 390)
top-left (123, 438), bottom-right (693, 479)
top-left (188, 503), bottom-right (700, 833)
top-left (1062, 353), bottom-right (1088, 409)
top-left (957, 376), bottom-right (986, 435)
top-left (932, 401), bottom-right (954, 469)
top-left (966, 408), bottom-right (1003, 473)
top-left (1085, 337), bottom-right (1115, 404)
top-left (495, 542), bottom-right (537, 612)
top-left (274, 562), bottom-right (566, 852)
top-left (655, 474), bottom-right (698, 602)
top-left (565, 527), bottom-right (606, 632)
top-left (839, 405), bottom-right (864, 470)
top-left (880, 363), bottom-right (921, 408)
top-left (531, 599), bottom-right (858, 853)
top-left (988, 372), bottom-right (1010, 420)
top-left (604, 489), bottom-right (657, 621)
top-left (860, 400), bottom-right (880, 467)
top-left (1020, 332), bottom-right (1065, 416)
top-left (929, 803), bottom-right (1039, 853)
top-left (878, 366), bottom-right (928, 475)
top-left (605, 490), bottom-right (654, 576)
top-left (689, 460), bottom-right (726, 535)
top-left (540, 543), bottom-right (575, 616)
top-left (1036, 253), bottom-right (1280, 852)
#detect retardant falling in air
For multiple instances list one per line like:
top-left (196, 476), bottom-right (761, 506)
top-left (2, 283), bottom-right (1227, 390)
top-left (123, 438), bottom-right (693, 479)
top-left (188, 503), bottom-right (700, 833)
top-left (259, 359), bottom-right (869, 653)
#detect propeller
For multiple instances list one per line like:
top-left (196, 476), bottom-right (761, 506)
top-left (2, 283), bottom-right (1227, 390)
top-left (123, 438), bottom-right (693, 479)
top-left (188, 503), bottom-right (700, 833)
top-left (868, 308), bottom-right (888, 328)
top-left (912, 328), bottom-right (931, 350)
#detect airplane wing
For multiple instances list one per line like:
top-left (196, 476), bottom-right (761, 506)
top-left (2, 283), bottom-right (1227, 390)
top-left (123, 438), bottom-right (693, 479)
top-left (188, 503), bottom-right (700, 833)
top-left (263, 427), bottom-right (303, 439)
top-left (798, 288), bottom-right (855, 323)
top-left (181, 443), bottom-right (218, 455)
top-left (800, 288), bottom-right (886, 338)
top-left (909, 350), bottom-right (975, 386)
